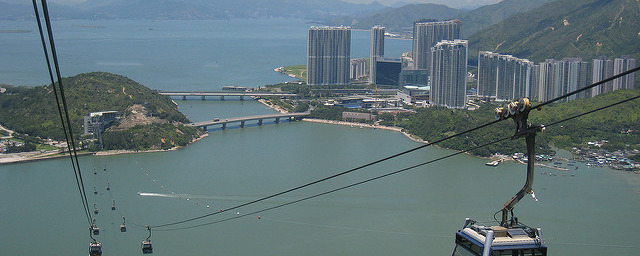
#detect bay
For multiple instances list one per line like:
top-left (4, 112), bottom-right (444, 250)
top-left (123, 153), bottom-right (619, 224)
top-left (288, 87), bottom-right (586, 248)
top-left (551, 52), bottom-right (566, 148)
top-left (1, 18), bottom-right (639, 256)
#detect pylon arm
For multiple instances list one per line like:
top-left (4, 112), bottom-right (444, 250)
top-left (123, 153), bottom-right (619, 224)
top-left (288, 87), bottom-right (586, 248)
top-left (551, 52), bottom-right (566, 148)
top-left (500, 129), bottom-right (539, 227)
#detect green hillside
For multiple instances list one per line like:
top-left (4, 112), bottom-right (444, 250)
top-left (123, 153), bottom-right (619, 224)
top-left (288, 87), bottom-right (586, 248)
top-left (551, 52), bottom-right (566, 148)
top-left (347, 4), bottom-right (461, 32)
top-left (0, 72), bottom-right (202, 150)
top-left (394, 90), bottom-right (640, 157)
top-left (468, 0), bottom-right (640, 62)
top-left (458, 0), bottom-right (556, 37)
top-left (322, 0), bottom-right (552, 36)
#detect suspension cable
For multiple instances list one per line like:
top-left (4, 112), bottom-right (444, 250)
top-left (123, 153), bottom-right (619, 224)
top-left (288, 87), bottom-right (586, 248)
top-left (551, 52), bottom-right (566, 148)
top-left (149, 67), bottom-right (640, 229)
top-left (32, 0), bottom-right (93, 224)
top-left (156, 92), bottom-right (640, 231)
top-left (156, 137), bottom-right (510, 231)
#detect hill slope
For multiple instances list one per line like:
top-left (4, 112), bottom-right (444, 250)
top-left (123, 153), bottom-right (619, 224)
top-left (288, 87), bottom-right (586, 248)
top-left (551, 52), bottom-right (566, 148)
top-left (469, 0), bottom-right (640, 62)
top-left (458, 0), bottom-right (556, 37)
top-left (0, 72), bottom-right (202, 150)
top-left (395, 89), bottom-right (640, 157)
top-left (325, 3), bottom-right (462, 32)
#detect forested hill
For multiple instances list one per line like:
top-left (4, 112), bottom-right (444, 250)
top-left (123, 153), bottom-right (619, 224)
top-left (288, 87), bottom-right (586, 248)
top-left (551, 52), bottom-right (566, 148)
top-left (468, 0), bottom-right (640, 62)
top-left (394, 90), bottom-right (640, 157)
top-left (457, 0), bottom-right (556, 37)
top-left (0, 72), bottom-right (202, 150)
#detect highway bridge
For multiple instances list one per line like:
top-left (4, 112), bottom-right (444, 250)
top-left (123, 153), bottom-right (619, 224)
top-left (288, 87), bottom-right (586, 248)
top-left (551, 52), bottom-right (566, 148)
top-left (158, 91), bottom-right (298, 100)
top-left (187, 112), bottom-right (310, 130)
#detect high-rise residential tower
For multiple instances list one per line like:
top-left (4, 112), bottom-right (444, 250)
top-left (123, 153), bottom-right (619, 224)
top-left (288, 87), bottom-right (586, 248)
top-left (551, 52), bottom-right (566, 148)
top-left (534, 58), bottom-right (588, 102)
top-left (613, 56), bottom-right (636, 91)
top-left (430, 40), bottom-right (468, 109)
top-left (477, 51), bottom-right (534, 100)
top-left (413, 20), bottom-right (462, 72)
top-left (370, 26), bottom-right (385, 84)
top-left (559, 58), bottom-right (589, 101)
top-left (477, 51), bottom-right (499, 98)
top-left (307, 26), bottom-right (351, 86)
top-left (591, 57), bottom-right (614, 97)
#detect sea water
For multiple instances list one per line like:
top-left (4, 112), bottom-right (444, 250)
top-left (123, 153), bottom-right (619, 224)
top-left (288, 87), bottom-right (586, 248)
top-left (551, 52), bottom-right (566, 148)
top-left (1, 18), bottom-right (639, 255)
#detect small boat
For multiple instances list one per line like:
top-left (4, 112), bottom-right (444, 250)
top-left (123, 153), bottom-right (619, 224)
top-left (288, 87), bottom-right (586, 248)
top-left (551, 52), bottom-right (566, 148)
top-left (485, 160), bottom-right (500, 166)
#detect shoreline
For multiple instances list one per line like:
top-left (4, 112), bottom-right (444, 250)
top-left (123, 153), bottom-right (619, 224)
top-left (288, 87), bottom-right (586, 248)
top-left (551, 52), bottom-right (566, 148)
top-left (255, 98), bottom-right (503, 161)
top-left (303, 118), bottom-right (500, 161)
top-left (0, 132), bottom-right (209, 164)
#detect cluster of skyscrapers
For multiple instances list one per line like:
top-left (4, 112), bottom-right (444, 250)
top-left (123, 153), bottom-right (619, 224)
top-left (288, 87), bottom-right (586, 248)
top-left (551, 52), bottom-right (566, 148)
top-left (478, 52), bottom-right (635, 102)
top-left (306, 19), bottom-right (468, 109)
top-left (306, 18), bottom-right (634, 109)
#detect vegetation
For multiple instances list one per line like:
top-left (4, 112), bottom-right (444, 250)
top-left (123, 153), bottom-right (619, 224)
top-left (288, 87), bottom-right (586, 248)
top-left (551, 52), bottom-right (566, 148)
top-left (0, 72), bottom-right (202, 151)
top-left (326, 4), bottom-right (461, 33)
top-left (308, 105), bottom-right (345, 121)
top-left (4, 141), bottom-right (37, 153)
top-left (468, 0), bottom-right (640, 63)
top-left (101, 123), bottom-right (200, 151)
top-left (280, 65), bottom-right (307, 81)
top-left (383, 90), bottom-right (640, 157)
top-left (322, 0), bottom-right (553, 37)
top-left (458, 0), bottom-right (556, 37)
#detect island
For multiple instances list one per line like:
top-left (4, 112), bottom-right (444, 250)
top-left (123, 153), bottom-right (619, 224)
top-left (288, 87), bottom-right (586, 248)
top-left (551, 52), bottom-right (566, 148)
top-left (0, 72), bottom-right (205, 164)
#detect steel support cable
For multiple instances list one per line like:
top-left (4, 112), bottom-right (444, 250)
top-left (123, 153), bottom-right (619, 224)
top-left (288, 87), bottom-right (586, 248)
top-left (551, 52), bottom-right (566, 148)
top-left (40, 2), bottom-right (91, 214)
top-left (149, 119), bottom-right (502, 229)
top-left (155, 137), bottom-right (511, 231)
top-left (156, 93), bottom-right (640, 231)
top-left (31, 0), bottom-right (93, 224)
top-left (149, 67), bottom-right (640, 229)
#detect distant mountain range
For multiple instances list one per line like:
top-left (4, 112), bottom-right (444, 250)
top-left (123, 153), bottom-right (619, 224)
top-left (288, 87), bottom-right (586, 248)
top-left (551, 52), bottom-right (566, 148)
top-left (322, 0), bottom-right (555, 36)
top-left (468, 0), bottom-right (640, 62)
top-left (0, 0), bottom-right (387, 20)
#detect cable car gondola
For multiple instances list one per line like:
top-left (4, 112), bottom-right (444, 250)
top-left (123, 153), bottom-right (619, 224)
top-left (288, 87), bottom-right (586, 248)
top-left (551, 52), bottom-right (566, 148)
top-left (93, 204), bottom-right (99, 215)
top-left (142, 226), bottom-right (153, 254)
top-left (120, 216), bottom-right (127, 232)
top-left (89, 241), bottom-right (102, 256)
top-left (90, 224), bottom-right (100, 236)
top-left (111, 200), bottom-right (116, 210)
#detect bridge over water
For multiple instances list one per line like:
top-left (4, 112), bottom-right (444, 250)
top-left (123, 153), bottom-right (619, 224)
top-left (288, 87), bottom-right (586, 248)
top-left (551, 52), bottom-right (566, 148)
top-left (187, 112), bottom-right (310, 130)
top-left (158, 91), bottom-right (298, 100)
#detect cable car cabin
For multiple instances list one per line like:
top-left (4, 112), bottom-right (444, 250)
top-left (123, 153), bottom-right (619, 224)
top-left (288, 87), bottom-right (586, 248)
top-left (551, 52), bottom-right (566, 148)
top-left (92, 226), bottom-right (100, 236)
top-left (120, 224), bottom-right (127, 232)
top-left (453, 220), bottom-right (546, 256)
top-left (111, 205), bottom-right (116, 210)
top-left (142, 240), bottom-right (153, 254)
top-left (89, 241), bottom-right (102, 256)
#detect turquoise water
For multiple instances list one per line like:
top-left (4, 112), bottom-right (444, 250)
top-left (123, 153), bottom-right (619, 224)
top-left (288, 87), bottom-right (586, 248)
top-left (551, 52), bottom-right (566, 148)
top-left (1, 18), bottom-right (639, 255)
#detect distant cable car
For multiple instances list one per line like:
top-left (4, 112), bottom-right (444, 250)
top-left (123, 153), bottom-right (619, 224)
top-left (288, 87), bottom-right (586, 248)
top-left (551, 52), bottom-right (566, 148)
top-left (111, 200), bottom-right (116, 210)
top-left (142, 240), bottom-right (153, 254)
top-left (142, 226), bottom-right (153, 254)
top-left (91, 225), bottom-right (100, 236)
top-left (89, 241), bottom-right (102, 256)
top-left (106, 183), bottom-right (110, 191)
top-left (93, 204), bottom-right (99, 215)
top-left (120, 216), bottom-right (127, 232)
top-left (93, 186), bottom-right (97, 195)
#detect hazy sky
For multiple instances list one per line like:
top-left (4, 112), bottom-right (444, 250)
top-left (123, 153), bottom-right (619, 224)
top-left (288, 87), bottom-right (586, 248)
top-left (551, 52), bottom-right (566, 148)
top-left (35, 0), bottom-right (503, 9)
